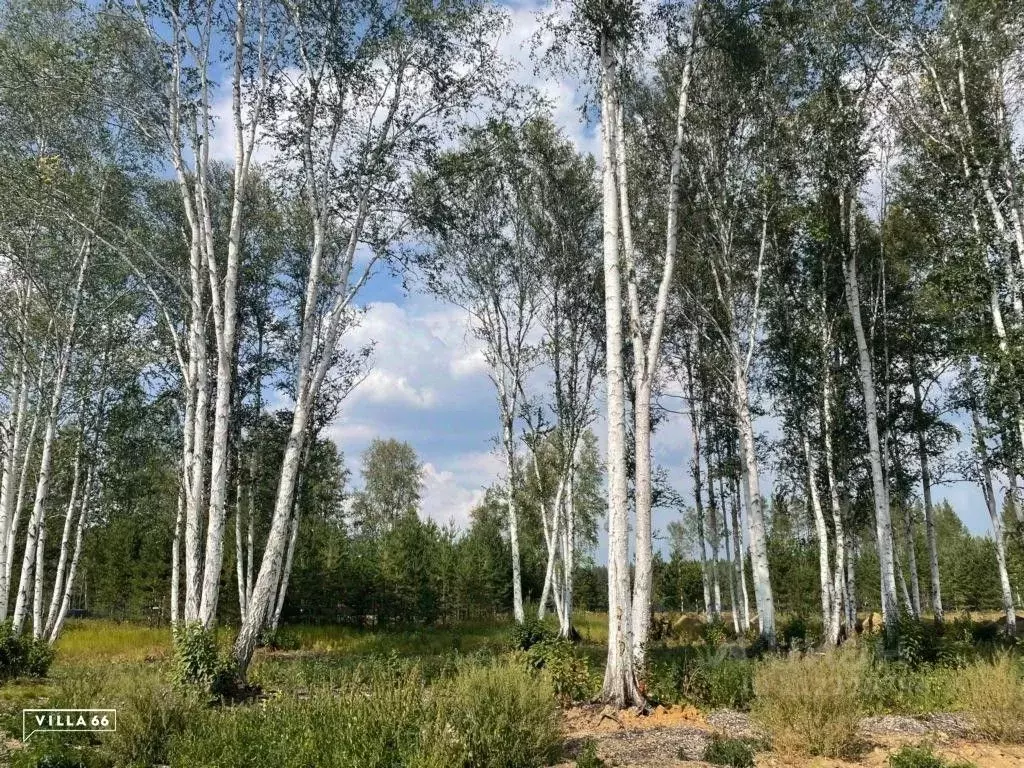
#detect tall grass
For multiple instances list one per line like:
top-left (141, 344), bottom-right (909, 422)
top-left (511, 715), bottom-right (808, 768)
top-left (169, 658), bottom-right (561, 768)
top-left (954, 653), bottom-right (1024, 743)
top-left (752, 650), bottom-right (865, 758)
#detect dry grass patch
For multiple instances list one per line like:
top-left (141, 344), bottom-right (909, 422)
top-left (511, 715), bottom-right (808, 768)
top-left (954, 653), bottom-right (1024, 743)
top-left (751, 650), bottom-right (865, 758)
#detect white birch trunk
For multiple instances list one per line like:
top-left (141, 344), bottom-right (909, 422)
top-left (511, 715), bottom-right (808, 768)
top-left (840, 190), bottom-right (898, 631)
top-left (973, 409), bottom-right (1017, 634)
top-left (599, 34), bottom-right (642, 707)
top-left (171, 483), bottom-right (184, 628)
top-left (733, 358), bottom-right (775, 642)
top-left (43, 431), bottom-right (84, 635)
top-left (729, 476), bottom-right (750, 632)
top-left (13, 244), bottom-right (89, 635)
top-left (911, 375), bottom-right (942, 622)
top-left (48, 466), bottom-right (93, 644)
top-left (803, 431), bottom-right (836, 645)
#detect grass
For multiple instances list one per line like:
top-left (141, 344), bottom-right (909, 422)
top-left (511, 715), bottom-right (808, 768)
top-left (6, 613), bottom-right (1024, 767)
top-left (953, 652), bottom-right (1024, 743)
top-left (751, 649), bottom-right (866, 758)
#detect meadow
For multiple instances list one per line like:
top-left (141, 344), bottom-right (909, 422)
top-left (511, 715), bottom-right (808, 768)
top-left (1, 612), bottom-right (1024, 768)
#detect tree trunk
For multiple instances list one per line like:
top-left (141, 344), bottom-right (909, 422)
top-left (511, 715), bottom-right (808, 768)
top-left (48, 467), bottom-right (93, 644)
top-left (599, 34), bottom-right (643, 708)
top-left (13, 244), bottom-right (89, 635)
top-left (973, 408), bottom-right (1017, 634)
top-left (911, 375), bottom-right (942, 622)
top-left (729, 475), bottom-right (750, 632)
top-left (803, 431), bottom-right (836, 645)
top-left (841, 190), bottom-right (898, 632)
top-left (733, 357), bottom-right (775, 642)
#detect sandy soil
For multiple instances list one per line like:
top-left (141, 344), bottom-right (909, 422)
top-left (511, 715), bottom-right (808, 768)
top-left (556, 705), bottom-right (1024, 768)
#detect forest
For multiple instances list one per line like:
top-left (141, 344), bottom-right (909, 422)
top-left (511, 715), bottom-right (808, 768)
top-left (3, 0), bottom-right (1024, 766)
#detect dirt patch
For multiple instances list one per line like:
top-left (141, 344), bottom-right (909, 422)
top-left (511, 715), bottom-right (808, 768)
top-left (559, 708), bottom-right (1021, 768)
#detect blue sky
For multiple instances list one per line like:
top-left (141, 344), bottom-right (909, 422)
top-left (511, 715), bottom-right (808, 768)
top-left (209, 0), bottom-right (996, 555)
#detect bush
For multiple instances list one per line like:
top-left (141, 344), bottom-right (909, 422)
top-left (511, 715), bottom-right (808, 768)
top-left (508, 619), bottom-right (553, 651)
top-left (524, 639), bottom-right (598, 704)
top-left (700, 736), bottom-right (757, 768)
top-left (888, 744), bottom-right (976, 768)
top-left (752, 650), bottom-right (864, 758)
top-left (436, 661), bottom-right (563, 768)
top-left (171, 623), bottom-right (239, 697)
top-left (574, 739), bottom-right (605, 768)
top-left (860, 662), bottom-right (958, 715)
top-left (647, 646), bottom-right (754, 710)
top-left (954, 653), bottom-right (1024, 743)
top-left (0, 621), bottom-right (55, 680)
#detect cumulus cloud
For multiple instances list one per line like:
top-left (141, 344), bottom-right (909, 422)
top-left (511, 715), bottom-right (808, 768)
top-left (420, 451), bottom-right (504, 527)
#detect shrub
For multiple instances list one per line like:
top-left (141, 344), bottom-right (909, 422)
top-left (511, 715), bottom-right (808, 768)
top-left (700, 736), bottom-right (757, 768)
top-left (525, 639), bottom-right (598, 704)
top-left (574, 739), bottom-right (605, 768)
top-left (171, 623), bottom-right (239, 697)
top-left (508, 619), bottom-right (553, 651)
top-left (436, 661), bottom-right (563, 768)
top-left (860, 662), bottom-right (958, 715)
top-left (888, 744), bottom-right (976, 768)
top-left (0, 621), bottom-right (55, 680)
top-left (752, 650), bottom-right (864, 758)
top-left (645, 646), bottom-right (754, 710)
top-left (954, 653), bottom-right (1024, 743)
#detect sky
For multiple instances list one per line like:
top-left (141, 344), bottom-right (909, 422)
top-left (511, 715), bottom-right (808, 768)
top-left (211, 0), bottom-right (996, 556)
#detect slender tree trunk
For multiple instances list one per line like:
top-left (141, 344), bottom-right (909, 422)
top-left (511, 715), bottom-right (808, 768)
top-left (902, 504), bottom-right (922, 618)
top-left (13, 244), bottom-right (89, 635)
top-left (235, 476), bottom-right (247, 624)
top-left (705, 447), bottom-right (722, 619)
top-left (973, 408), bottom-right (1017, 633)
top-left (48, 467), bottom-right (93, 644)
top-left (503, 416), bottom-right (524, 624)
top-left (733, 358), bottom-right (774, 642)
top-left (729, 475), bottom-right (750, 632)
top-left (599, 34), bottom-right (642, 708)
top-left (803, 431), bottom-right (836, 645)
top-left (841, 190), bottom-right (898, 632)
top-left (44, 428), bottom-right (84, 635)
top-left (719, 472), bottom-right (740, 634)
top-left (822, 365), bottom-right (846, 635)
top-left (171, 483), bottom-right (184, 628)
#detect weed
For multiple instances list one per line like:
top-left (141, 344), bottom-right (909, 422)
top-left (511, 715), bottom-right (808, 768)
top-left (888, 744), bottom-right (976, 768)
top-left (752, 650), bottom-right (864, 758)
top-left (574, 739), bottom-right (606, 768)
top-left (700, 735), bottom-right (758, 768)
top-left (954, 653), bottom-right (1024, 742)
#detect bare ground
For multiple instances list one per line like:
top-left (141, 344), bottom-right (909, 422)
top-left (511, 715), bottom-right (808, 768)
top-left (555, 706), bottom-right (1024, 768)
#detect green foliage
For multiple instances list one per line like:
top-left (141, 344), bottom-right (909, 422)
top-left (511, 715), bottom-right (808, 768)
top-left (508, 618), bottom-right (553, 651)
top-left (953, 653), bottom-right (1024, 743)
top-left (646, 646), bottom-right (754, 710)
top-left (524, 638), bottom-right (598, 703)
top-left (171, 623), bottom-right (239, 698)
top-left (888, 745), bottom-right (976, 768)
top-left (0, 622), bottom-right (54, 680)
top-left (752, 651), bottom-right (865, 758)
top-left (103, 684), bottom-right (204, 768)
top-left (574, 739), bottom-right (605, 768)
top-left (860, 662), bottom-right (958, 714)
top-left (700, 736), bottom-right (758, 768)
top-left (435, 661), bottom-right (563, 768)
top-left (168, 658), bottom-right (560, 768)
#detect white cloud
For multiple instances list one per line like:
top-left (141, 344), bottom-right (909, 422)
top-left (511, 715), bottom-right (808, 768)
top-left (350, 369), bottom-right (437, 409)
top-left (420, 452), bottom-right (504, 527)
